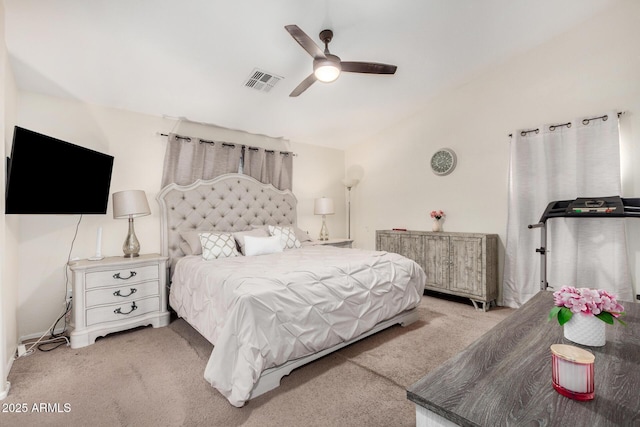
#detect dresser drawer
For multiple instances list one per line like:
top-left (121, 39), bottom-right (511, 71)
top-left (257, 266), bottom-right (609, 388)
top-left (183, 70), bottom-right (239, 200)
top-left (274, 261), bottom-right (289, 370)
top-left (86, 296), bottom-right (160, 327)
top-left (85, 280), bottom-right (159, 307)
top-left (85, 265), bottom-right (158, 289)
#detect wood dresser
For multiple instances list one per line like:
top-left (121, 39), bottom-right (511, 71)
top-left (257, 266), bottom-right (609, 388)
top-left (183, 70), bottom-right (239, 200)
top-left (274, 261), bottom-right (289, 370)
top-left (376, 230), bottom-right (498, 310)
top-left (407, 291), bottom-right (640, 426)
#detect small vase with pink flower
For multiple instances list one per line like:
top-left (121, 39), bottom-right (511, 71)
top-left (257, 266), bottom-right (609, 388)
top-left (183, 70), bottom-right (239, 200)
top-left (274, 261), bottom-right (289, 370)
top-left (430, 210), bottom-right (445, 232)
top-left (548, 286), bottom-right (625, 347)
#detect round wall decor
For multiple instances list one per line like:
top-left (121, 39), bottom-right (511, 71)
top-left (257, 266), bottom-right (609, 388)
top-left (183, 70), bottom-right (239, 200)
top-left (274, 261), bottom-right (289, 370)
top-left (430, 148), bottom-right (457, 176)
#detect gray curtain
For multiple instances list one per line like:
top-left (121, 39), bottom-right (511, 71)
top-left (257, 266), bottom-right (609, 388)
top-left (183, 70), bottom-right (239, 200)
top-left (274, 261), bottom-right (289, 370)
top-left (243, 147), bottom-right (293, 190)
top-left (161, 134), bottom-right (242, 188)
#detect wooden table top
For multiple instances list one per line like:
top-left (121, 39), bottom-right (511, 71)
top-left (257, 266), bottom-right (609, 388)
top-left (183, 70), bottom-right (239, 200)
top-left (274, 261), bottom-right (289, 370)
top-left (407, 291), bottom-right (640, 427)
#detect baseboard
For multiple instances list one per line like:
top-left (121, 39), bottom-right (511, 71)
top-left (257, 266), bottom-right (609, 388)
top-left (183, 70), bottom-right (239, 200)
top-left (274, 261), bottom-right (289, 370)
top-left (6, 352), bottom-right (15, 374)
top-left (0, 381), bottom-right (10, 400)
top-left (1, 353), bottom-right (14, 400)
top-left (18, 326), bottom-right (67, 344)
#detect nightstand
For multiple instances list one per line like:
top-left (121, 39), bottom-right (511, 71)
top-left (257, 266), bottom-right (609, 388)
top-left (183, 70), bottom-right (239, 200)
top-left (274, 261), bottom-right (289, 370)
top-left (315, 238), bottom-right (353, 248)
top-left (68, 253), bottom-right (170, 349)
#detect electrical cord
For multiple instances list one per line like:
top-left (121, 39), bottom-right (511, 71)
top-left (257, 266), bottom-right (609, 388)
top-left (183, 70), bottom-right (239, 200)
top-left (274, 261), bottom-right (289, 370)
top-left (17, 215), bottom-right (82, 358)
top-left (18, 304), bottom-right (71, 357)
top-left (46, 215), bottom-right (81, 338)
top-left (37, 298), bottom-right (72, 352)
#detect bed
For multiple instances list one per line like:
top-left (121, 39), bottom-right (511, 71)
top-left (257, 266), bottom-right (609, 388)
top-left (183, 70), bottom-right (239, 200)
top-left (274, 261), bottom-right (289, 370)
top-left (157, 173), bottom-right (426, 407)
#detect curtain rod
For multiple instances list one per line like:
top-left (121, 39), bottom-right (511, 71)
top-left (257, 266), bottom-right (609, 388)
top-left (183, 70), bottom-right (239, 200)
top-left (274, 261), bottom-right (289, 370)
top-left (157, 132), bottom-right (297, 156)
top-left (508, 111), bottom-right (625, 138)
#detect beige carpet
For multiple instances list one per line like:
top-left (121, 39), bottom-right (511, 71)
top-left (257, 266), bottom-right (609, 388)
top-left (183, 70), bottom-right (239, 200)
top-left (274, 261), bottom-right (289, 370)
top-left (3, 293), bottom-right (513, 427)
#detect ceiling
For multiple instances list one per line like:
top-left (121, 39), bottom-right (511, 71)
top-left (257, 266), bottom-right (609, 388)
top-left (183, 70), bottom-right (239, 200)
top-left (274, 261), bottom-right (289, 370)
top-left (3, 0), bottom-right (621, 149)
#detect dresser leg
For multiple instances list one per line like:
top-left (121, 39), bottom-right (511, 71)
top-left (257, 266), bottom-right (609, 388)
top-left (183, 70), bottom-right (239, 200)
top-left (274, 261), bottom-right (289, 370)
top-left (470, 299), bottom-right (491, 312)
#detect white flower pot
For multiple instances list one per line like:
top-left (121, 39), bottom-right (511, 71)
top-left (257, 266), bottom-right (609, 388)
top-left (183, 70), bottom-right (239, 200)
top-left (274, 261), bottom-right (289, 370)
top-left (432, 219), bottom-right (442, 232)
top-left (563, 313), bottom-right (606, 347)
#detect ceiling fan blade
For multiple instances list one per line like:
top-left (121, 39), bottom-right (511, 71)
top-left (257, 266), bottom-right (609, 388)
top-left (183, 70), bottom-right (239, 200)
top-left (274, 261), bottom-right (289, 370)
top-left (285, 25), bottom-right (326, 59)
top-left (341, 62), bottom-right (397, 74)
top-left (289, 74), bottom-right (317, 97)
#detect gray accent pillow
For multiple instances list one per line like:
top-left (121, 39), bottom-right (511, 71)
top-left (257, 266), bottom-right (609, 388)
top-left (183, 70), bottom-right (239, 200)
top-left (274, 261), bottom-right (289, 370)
top-left (294, 226), bottom-right (312, 243)
top-left (179, 230), bottom-right (210, 255)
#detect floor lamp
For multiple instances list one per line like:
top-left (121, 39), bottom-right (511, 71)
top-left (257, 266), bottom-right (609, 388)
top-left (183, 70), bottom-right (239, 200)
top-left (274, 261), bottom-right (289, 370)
top-left (342, 178), bottom-right (359, 239)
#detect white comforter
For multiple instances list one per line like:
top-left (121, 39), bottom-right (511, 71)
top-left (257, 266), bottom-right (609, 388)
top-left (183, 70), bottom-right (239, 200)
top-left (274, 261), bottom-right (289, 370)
top-left (169, 245), bottom-right (425, 407)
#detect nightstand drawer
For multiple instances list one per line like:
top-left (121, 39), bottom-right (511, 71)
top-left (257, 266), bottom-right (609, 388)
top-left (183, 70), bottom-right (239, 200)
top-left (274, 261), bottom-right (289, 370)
top-left (85, 265), bottom-right (158, 289)
top-left (85, 280), bottom-right (159, 307)
top-left (86, 296), bottom-right (160, 326)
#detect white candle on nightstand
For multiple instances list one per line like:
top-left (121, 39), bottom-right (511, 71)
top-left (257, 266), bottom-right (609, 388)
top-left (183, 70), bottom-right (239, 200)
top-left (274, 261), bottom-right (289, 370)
top-left (89, 226), bottom-right (104, 261)
top-left (96, 226), bottom-right (103, 257)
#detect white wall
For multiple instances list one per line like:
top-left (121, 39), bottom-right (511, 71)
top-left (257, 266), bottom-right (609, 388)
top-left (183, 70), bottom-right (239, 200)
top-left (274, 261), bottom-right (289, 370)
top-left (1, 0), bottom-right (19, 399)
top-left (346, 1), bottom-right (640, 303)
top-left (13, 93), bottom-right (346, 339)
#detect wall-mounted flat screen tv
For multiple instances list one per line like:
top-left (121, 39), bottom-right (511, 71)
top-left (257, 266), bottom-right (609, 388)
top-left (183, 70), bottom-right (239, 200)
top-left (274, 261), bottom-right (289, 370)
top-left (5, 126), bottom-right (114, 214)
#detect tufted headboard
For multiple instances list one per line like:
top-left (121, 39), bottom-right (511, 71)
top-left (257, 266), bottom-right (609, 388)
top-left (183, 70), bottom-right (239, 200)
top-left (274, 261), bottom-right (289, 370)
top-left (156, 173), bottom-right (298, 274)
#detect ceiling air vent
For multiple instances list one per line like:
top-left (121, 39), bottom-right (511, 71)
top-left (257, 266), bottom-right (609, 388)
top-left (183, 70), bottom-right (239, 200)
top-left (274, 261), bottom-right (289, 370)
top-left (244, 68), bottom-right (283, 93)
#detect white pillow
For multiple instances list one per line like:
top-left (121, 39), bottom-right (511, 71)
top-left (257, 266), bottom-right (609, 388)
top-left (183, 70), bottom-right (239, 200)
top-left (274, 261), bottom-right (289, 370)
top-left (268, 225), bottom-right (302, 249)
top-left (199, 233), bottom-right (239, 260)
top-left (244, 235), bottom-right (284, 257)
top-left (233, 228), bottom-right (270, 255)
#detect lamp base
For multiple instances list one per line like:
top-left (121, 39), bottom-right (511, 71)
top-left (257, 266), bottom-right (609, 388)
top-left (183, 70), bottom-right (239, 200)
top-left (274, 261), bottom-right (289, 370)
top-left (122, 217), bottom-right (141, 258)
top-left (319, 215), bottom-right (329, 241)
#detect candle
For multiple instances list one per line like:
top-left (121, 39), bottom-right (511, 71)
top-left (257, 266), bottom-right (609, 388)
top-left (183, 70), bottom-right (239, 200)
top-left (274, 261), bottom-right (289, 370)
top-left (550, 344), bottom-right (595, 401)
top-left (89, 226), bottom-right (105, 260)
top-left (96, 226), bottom-right (103, 257)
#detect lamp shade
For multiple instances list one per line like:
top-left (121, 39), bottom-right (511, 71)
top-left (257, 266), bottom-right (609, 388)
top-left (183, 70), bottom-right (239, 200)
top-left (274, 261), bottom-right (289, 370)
top-left (341, 178), bottom-right (360, 189)
top-left (112, 190), bottom-right (151, 219)
top-left (314, 197), bottom-right (334, 215)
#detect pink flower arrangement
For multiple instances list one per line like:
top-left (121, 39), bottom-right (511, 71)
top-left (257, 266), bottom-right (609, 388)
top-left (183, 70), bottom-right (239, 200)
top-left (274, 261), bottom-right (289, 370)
top-left (548, 286), bottom-right (625, 325)
top-left (430, 210), bottom-right (445, 220)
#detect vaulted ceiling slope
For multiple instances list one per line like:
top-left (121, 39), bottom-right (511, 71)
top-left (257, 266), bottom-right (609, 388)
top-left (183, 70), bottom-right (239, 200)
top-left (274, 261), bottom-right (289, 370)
top-left (3, 0), bottom-right (622, 149)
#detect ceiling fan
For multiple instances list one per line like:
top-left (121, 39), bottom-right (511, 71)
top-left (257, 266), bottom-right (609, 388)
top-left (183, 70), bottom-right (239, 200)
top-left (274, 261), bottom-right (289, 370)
top-left (284, 24), bottom-right (397, 97)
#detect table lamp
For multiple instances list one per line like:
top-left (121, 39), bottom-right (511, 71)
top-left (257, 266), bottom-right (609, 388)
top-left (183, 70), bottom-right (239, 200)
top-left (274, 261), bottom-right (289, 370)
top-left (314, 197), bottom-right (334, 241)
top-left (113, 190), bottom-right (151, 258)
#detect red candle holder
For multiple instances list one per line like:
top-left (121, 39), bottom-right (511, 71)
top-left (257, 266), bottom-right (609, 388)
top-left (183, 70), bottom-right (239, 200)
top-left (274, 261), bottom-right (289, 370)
top-left (550, 344), bottom-right (595, 401)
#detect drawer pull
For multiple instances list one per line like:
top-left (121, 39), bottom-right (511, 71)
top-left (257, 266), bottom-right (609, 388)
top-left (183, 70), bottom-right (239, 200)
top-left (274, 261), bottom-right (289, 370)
top-left (114, 302), bottom-right (138, 315)
top-left (113, 271), bottom-right (137, 280)
top-left (113, 288), bottom-right (137, 298)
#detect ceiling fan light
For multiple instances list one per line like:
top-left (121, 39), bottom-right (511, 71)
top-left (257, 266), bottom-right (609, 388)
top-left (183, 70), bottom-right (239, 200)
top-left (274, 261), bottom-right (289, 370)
top-left (314, 60), bottom-right (341, 83)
